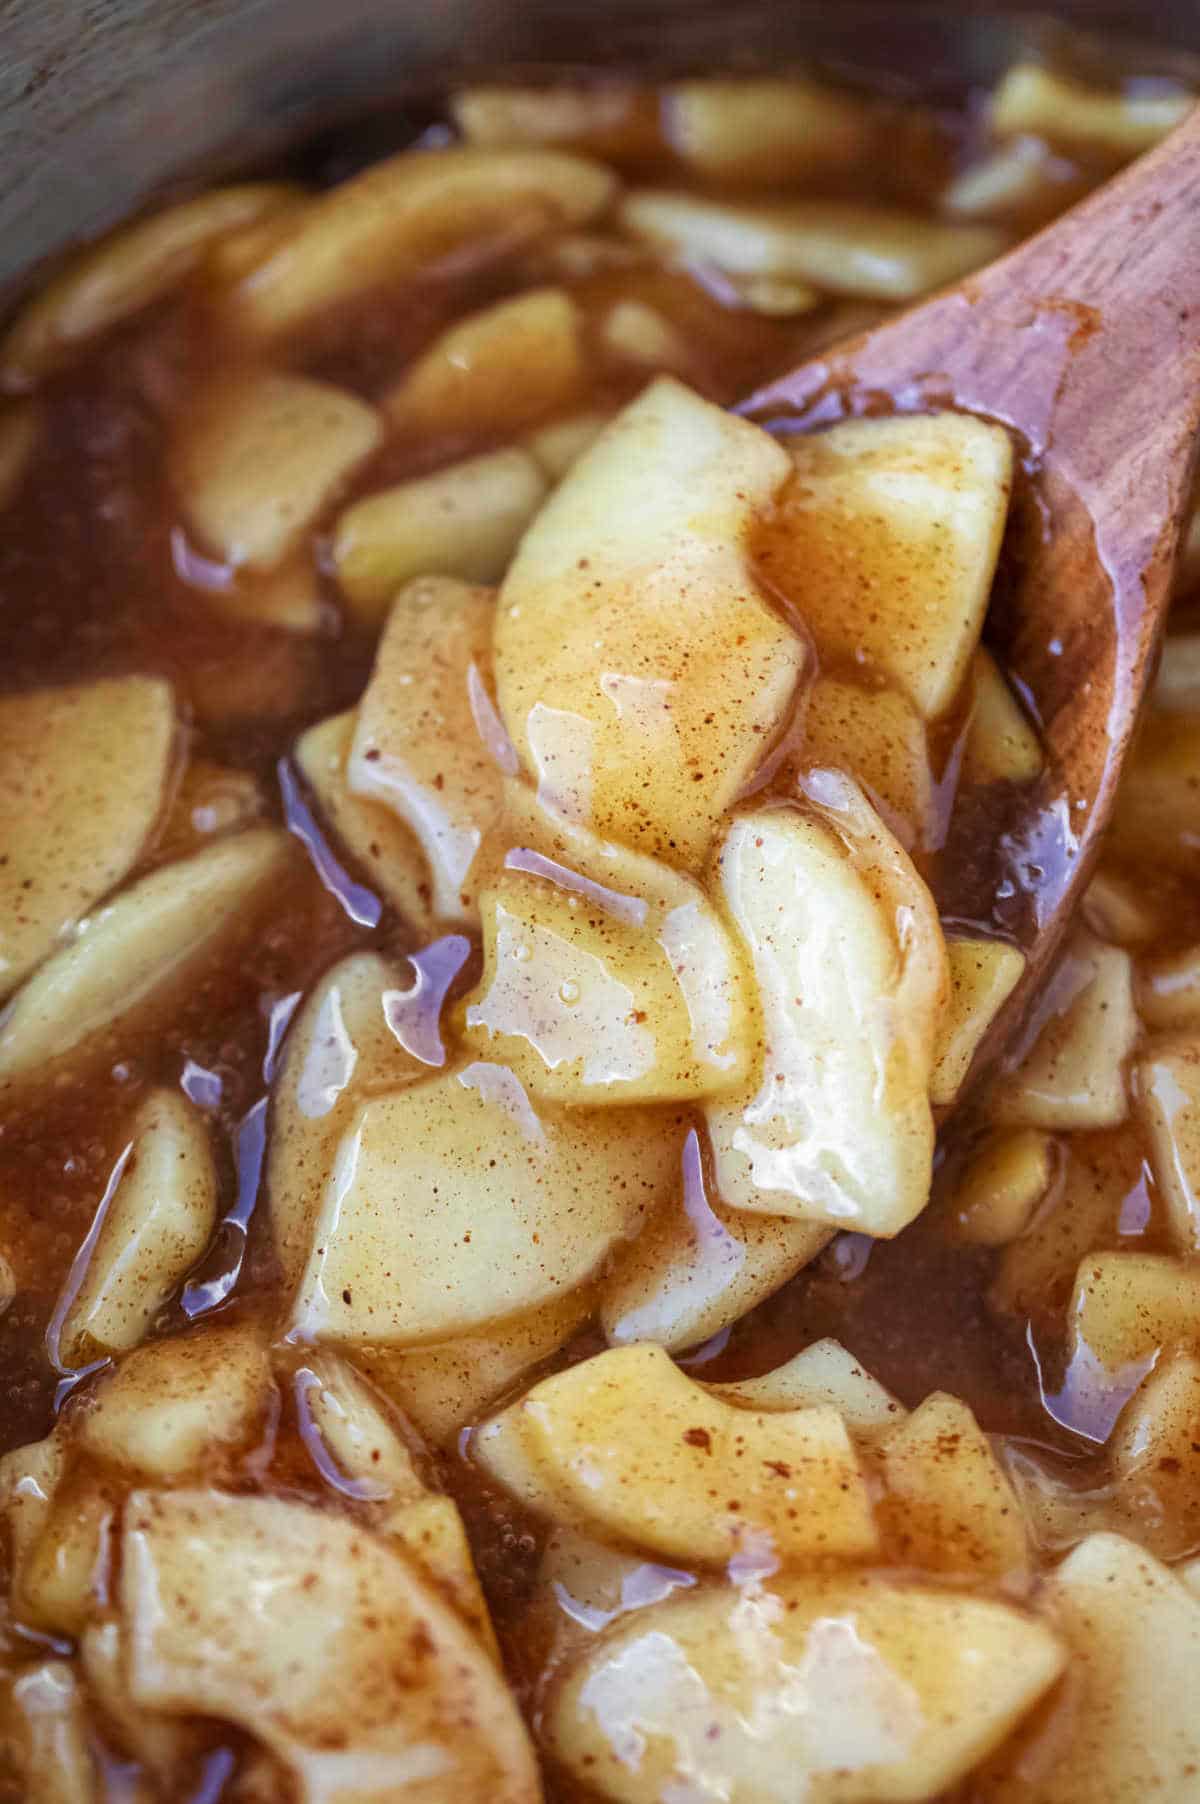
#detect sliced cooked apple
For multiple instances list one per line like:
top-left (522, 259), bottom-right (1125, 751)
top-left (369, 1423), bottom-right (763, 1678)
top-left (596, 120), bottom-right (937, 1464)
top-left (333, 448), bottom-right (548, 621)
top-left (268, 952), bottom-right (429, 1289)
top-left (122, 1490), bottom-right (540, 1803)
top-left (226, 145), bottom-right (616, 338)
top-left (990, 64), bottom-right (1192, 159)
top-left (600, 1129), bottom-right (828, 1352)
top-left (989, 1131), bottom-right (1137, 1330)
top-left (1082, 865), bottom-right (1166, 947)
top-left (361, 1287), bottom-right (592, 1446)
top-left (620, 191), bottom-right (1006, 300)
top-left (802, 676), bottom-right (936, 851)
top-left (945, 1127), bottom-right (1056, 1246)
top-left (991, 930), bottom-right (1136, 1130)
top-left (8, 1661), bottom-right (97, 1803)
top-left (1107, 714), bottom-right (1200, 872)
top-left (1068, 1252), bottom-right (1200, 1375)
top-left (173, 369), bottom-right (382, 572)
top-left (295, 1350), bottom-right (426, 1505)
top-left (0, 676), bottom-right (175, 1002)
top-left (546, 1572), bottom-right (1064, 1803)
top-left (290, 1067), bottom-right (681, 1345)
top-left (476, 1342), bottom-right (879, 1567)
top-left (1135, 1036), bottom-right (1200, 1253)
top-left (463, 851), bottom-right (751, 1106)
top-left (295, 1351), bottom-right (498, 1657)
top-left (664, 77), bottom-right (874, 185)
top-left (1108, 1353), bottom-right (1200, 1561)
top-left (931, 937), bottom-right (1026, 1107)
top-left (879, 1392), bottom-right (1029, 1581)
top-left (707, 778), bottom-right (945, 1235)
top-left (451, 85), bottom-right (657, 161)
top-left (293, 713), bottom-right (434, 933)
top-left (962, 647), bottom-right (1045, 783)
top-left (347, 577), bottom-right (506, 924)
top-left (942, 135), bottom-right (1086, 226)
top-left (600, 300), bottom-right (691, 374)
top-left (1, 183), bottom-right (300, 380)
top-left (523, 409), bottom-right (612, 482)
top-left (56, 1089), bottom-right (218, 1365)
top-left (493, 376), bottom-right (803, 869)
top-left (1138, 943), bottom-right (1200, 1029)
top-left (385, 287), bottom-right (585, 437)
top-left (1028, 1534), bottom-right (1200, 1802)
top-left (76, 1325), bottom-right (274, 1480)
top-left (710, 1339), bottom-right (906, 1433)
top-left (0, 828), bottom-right (292, 1087)
top-left (765, 413), bottom-right (1013, 720)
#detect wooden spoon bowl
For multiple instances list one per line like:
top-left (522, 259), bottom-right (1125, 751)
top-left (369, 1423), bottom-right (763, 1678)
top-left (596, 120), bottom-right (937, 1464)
top-left (742, 107), bottom-right (1200, 1096)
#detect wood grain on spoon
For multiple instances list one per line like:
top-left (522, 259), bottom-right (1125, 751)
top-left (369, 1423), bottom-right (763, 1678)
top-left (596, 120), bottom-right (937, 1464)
top-left (743, 104), bottom-right (1200, 1100)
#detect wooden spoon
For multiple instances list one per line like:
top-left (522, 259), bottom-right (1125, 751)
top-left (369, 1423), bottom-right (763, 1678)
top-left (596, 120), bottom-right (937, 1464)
top-left (742, 106), bottom-right (1200, 1099)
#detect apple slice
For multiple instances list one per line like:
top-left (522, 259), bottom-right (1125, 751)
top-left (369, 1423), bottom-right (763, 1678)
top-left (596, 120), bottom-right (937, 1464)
top-left (475, 1342), bottom-right (879, 1567)
top-left (0, 676), bottom-right (175, 1002)
top-left (493, 376), bottom-right (804, 870)
top-left (761, 412), bottom-right (1013, 721)
top-left (707, 774), bottom-right (945, 1236)
top-left (289, 1066), bottom-right (682, 1345)
top-left (347, 577), bottom-right (508, 925)
top-left (547, 1570), bottom-right (1064, 1803)
top-left (122, 1490), bottom-right (539, 1803)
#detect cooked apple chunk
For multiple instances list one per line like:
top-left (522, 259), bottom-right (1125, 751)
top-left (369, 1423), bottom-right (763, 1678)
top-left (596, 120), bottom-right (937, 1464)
top-left (121, 1490), bottom-right (539, 1803)
top-left (0, 828), bottom-right (292, 1086)
top-left (385, 287), bottom-right (585, 437)
top-left (712, 1338), bottom-right (906, 1432)
top-left (600, 1130), bottom-right (829, 1351)
top-left (962, 647), bottom-right (1045, 782)
top-left (768, 412), bottom-right (1014, 720)
top-left (289, 1067), bottom-right (681, 1345)
top-left (990, 64), bottom-right (1192, 160)
top-left (1134, 1035), bottom-right (1200, 1252)
top-left (1068, 1251), bottom-right (1200, 1375)
top-left (1137, 942), bottom-right (1200, 1030)
top-left (464, 850), bottom-right (750, 1106)
top-left (475, 1342), bottom-right (879, 1567)
top-left (991, 930), bottom-right (1136, 1130)
top-left (946, 1127), bottom-right (1056, 1246)
top-left (494, 377), bottom-right (803, 868)
top-left (664, 77), bottom-right (874, 185)
top-left (1107, 714), bottom-right (1200, 872)
top-left (173, 370), bottom-right (382, 571)
top-left (1108, 1353), bottom-right (1200, 1560)
top-left (620, 190), bottom-right (1006, 300)
top-left (362, 1287), bottom-right (593, 1446)
top-left (56, 1089), bottom-right (218, 1366)
top-left (333, 448), bottom-right (548, 620)
top-left (0, 676), bottom-right (175, 1002)
top-left (1, 183), bottom-right (300, 380)
top-left (707, 778), bottom-right (946, 1235)
top-left (226, 145), bottom-right (616, 338)
top-left (268, 952), bottom-right (430, 1289)
top-left (7, 1661), bottom-right (96, 1803)
top-left (931, 936), bottom-right (1026, 1106)
top-left (347, 577), bottom-right (507, 924)
top-left (879, 1392), bottom-right (1029, 1581)
top-left (546, 1573), bottom-right (1064, 1803)
top-left (1027, 1534), bottom-right (1200, 1802)
top-left (802, 676), bottom-right (936, 851)
top-left (293, 712), bottom-right (434, 932)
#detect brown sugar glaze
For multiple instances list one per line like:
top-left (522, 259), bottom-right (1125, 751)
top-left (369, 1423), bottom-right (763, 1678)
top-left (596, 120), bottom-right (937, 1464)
top-left (0, 68), bottom-right (1198, 1804)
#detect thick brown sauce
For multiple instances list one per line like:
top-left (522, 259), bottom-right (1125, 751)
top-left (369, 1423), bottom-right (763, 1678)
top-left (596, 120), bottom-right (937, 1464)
top-left (0, 74), bottom-right (1194, 1803)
